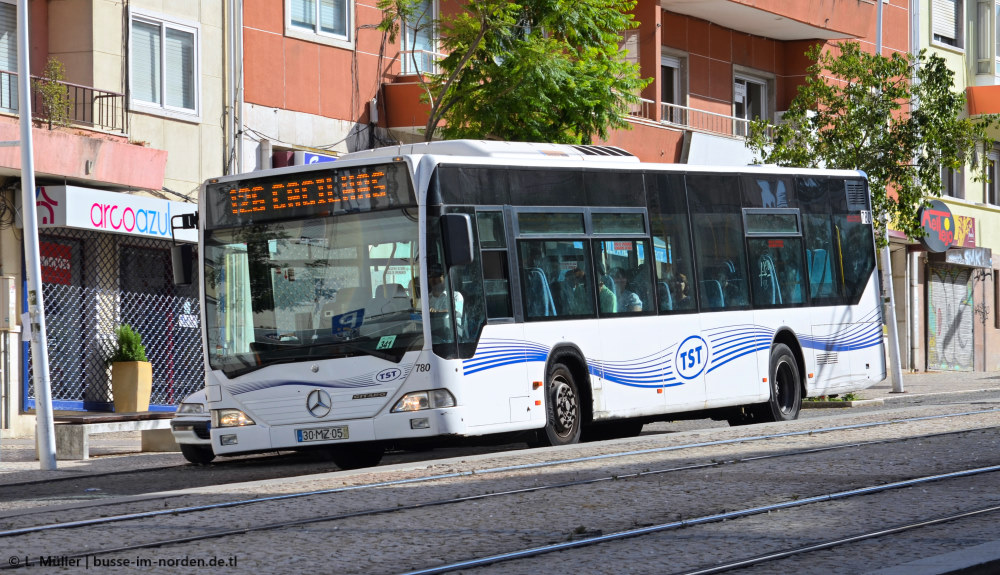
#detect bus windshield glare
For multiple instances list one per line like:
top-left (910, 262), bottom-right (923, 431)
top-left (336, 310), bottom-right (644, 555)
top-left (204, 208), bottom-right (423, 377)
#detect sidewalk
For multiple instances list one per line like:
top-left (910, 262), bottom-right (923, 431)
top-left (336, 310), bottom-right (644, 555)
top-left (856, 370), bottom-right (1000, 401)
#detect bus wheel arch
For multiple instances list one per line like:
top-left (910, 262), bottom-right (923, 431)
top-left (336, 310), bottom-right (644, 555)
top-left (536, 345), bottom-right (590, 446)
top-left (728, 330), bottom-right (804, 426)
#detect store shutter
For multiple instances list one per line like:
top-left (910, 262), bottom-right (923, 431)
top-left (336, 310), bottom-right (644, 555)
top-left (927, 264), bottom-right (974, 371)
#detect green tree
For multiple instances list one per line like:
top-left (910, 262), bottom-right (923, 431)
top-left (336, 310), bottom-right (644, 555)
top-left (34, 57), bottom-right (72, 129)
top-left (746, 41), bottom-right (996, 245)
top-left (379, 0), bottom-right (650, 144)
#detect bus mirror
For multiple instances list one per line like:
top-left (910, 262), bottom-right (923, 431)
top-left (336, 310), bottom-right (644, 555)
top-left (441, 213), bottom-right (474, 266)
top-left (172, 244), bottom-right (195, 286)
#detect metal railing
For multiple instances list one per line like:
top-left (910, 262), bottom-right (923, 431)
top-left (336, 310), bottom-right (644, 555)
top-left (628, 97), bottom-right (771, 140)
top-left (0, 69), bottom-right (127, 134)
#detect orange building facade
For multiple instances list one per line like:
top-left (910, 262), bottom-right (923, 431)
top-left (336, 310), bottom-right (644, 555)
top-left (240, 0), bottom-right (910, 166)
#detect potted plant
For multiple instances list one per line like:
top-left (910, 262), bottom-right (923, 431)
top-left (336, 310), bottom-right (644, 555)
top-left (108, 324), bottom-right (152, 413)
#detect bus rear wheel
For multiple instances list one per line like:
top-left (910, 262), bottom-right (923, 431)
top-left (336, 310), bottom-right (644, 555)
top-left (727, 343), bottom-right (802, 426)
top-left (764, 343), bottom-right (802, 421)
top-left (538, 362), bottom-right (582, 446)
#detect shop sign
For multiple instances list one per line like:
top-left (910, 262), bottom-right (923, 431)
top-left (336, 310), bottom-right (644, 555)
top-left (953, 214), bottom-right (976, 248)
top-left (33, 186), bottom-right (196, 243)
top-left (944, 247), bottom-right (992, 268)
top-left (917, 200), bottom-right (954, 253)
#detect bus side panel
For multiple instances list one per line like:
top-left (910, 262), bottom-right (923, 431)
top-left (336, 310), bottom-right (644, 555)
top-left (595, 315), bottom-right (706, 418)
top-left (806, 307), bottom-right (886, 396)
top-left (461, 323), bottom-right (541, 429)
top-left (701, 310), bottom-right (766, 407)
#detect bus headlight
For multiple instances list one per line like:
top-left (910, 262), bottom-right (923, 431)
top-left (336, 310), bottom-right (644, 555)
top-left (177, 402), bottom-right (206, 414)
top-left (391, 389), bottom-right (456, 412)
top-left (212, 409), bottom-right (256, 427)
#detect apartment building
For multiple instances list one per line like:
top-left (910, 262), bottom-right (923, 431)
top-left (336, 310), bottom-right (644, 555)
top-left (0, 0), bottom-right (223, 435)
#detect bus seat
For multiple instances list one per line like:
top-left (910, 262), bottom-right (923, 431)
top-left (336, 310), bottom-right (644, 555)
top-left (375, 283), bottom-right (410, 313)
top-left (322, 287), bottom-right (365, 319)
top-left (524, 267), bottom-right (557, 318)
top-left (807, 248), bottom-right (832, 295)
top-left (657, 281), bottom-right (672, 311)
top-left (700, 280), bottom-right (724, 309)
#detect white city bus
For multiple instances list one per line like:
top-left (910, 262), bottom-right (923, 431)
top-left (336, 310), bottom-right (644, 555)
top-left (174, 140), bottom-right (886, 468)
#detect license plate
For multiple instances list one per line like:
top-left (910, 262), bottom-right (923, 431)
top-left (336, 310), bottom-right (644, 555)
top-left (296, 426), bottom-right (349, 442)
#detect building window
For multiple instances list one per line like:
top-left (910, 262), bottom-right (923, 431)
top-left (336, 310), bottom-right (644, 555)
top-left (986, 149), bottom-right (1000, 205)
top-left (941, 165), bottom-right (964, 199)
top-left (130, 11), bottom-right (199, 117)
top-left (661, 53), bottom-right (687, 125)
top-left (401, 0), bottom-right (435, 75)
top-left (932, 0), bottom-right (963, 48)
top-left (996, 1), bottom-right (1000, 74)
top-left (978, 0), bottom-right (991, 73)
top-left (290, 0), bottom-right (349, 40)
top-left (0, 1), bottom-right (17, 113)
top-left (733, 73), bottom-right (771, 137)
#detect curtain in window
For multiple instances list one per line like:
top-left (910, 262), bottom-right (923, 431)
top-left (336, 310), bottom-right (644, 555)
top-left (292, 0), bottom-right (316, 29)
top-left (165, 28), bottom-right (194, 109)
top-left (132, 20), bottom-right (161, 104)
top-left (0, 3), bottom-right (18, 112)
top-left (320, 0), bottom-right (346, 36)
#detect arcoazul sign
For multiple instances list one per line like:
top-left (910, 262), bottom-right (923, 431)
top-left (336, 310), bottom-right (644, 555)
top-left (32, 185), bottom-right (196, 243)
top-left (90, 202), bottom-right (173, 236)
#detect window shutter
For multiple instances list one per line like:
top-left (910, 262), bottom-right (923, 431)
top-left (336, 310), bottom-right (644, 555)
top-left (165, 28), bottom-right (194, 110)
top-left (132, 20), bottom-right (161, 104)
top-left (0, 3), bottom-right (16, 73)
top-left (933, 0), bottom-right (958, 43)
top-left (0, 3), bottom-right (18, 111)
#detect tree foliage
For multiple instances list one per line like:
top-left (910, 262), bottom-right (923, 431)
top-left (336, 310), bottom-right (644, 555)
top-left (379, 0), bottom-right (650, 143)
top-left (746, 41), bottom-right (997, 245)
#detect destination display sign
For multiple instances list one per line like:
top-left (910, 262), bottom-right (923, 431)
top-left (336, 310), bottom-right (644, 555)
top-left (205, 162), bottom-right (413, 228)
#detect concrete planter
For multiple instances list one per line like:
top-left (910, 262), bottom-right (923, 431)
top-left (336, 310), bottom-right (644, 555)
top-left (111, 361), bottom-right (152, 413)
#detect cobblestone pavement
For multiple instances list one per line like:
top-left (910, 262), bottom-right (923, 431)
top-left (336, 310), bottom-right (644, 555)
top-left (1, 371), bottom-right (999, 574)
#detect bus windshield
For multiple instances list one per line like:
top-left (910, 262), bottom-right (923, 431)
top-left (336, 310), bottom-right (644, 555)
top-left (204, 208), bottom-right (422, 377)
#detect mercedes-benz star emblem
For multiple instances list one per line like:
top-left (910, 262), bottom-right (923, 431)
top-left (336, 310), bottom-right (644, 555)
top-left (306, 389), bottom-right (333, 418)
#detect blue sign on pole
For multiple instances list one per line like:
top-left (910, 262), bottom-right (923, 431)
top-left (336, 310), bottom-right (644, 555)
top-left (303, 152), bottom-right (336, 165)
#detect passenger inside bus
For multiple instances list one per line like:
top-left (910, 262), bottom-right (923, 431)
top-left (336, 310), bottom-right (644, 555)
top-left (613, 268), bottom-right (642, 312)
top-left (597, 274), bottom-right (616, 314)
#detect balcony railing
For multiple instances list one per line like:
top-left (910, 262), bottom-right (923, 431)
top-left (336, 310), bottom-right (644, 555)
top-left (0, 69), bottom-right (127, 134)
top-left (400, 50), bottom-right (443, 76)
top-left (629, 97), bottom-right (771, 140)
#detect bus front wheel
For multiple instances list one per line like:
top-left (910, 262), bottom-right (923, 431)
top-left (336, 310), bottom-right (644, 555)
top-left (538, 362), bottom-right (582, 446)
top-left (330, 444), bottom-right (384, 470)
top-left (180, 444), bottom-right (216, 465)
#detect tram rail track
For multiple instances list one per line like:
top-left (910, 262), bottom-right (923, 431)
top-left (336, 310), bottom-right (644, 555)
top-left (2, 407), bottom-right (997, 531)
top-left (1, 410), bottom-right (998, 570)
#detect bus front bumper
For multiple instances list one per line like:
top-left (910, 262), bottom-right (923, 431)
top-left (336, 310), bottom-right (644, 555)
top-left (211, 406), bottom-right (467, 455)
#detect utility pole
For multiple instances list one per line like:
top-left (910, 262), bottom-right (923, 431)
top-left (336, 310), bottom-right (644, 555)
top-left (18, 0), bottom-right (57, 469)
top-left (876, 0), bottom-right (905, 393)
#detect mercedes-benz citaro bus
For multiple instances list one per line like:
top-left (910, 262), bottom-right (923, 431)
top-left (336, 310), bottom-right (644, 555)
top-left (171, 140), bottom-right (887, 469)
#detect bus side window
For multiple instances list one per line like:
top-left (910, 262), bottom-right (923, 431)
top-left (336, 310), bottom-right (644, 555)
top-left (477, 212), bottom-right (513, 319)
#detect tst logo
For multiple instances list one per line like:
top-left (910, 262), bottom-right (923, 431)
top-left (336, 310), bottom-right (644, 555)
top-left (675, 335), bottom-right (709, 380)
